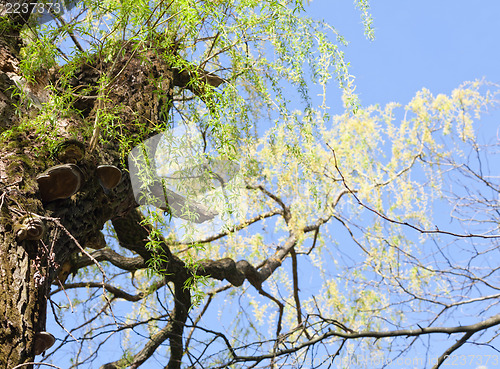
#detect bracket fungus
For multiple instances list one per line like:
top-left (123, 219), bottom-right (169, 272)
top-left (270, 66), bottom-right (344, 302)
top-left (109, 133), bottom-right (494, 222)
top-left (97, 165), bottom-right (122, 190)
top-left (34, 331), bottom-right (55, 355)
top-left (36, 164), bottom-right (82, 203)
top-left (15, 214), bottom-right (46, 241)
top-left (54, 139), bottom-right (85, 163)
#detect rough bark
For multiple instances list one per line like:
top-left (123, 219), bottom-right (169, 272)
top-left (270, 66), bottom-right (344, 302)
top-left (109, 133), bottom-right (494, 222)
top-left (1, 6), bottom-right (49, 366)
top-left (0, 9), bottom-right (174, 367)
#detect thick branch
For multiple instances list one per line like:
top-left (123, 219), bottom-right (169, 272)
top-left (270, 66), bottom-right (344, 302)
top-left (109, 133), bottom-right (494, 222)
top-left (165, 280), bottom-right (191, 369)
top-left (74, 248), bottom-right (146, 272)
top-left (196, 258), bottom-right (262, 289)
top-left (110, 209), bottom-right (194, 368)
top-left (112, 209), bottom-right (288, 291)
top-left (93, 278), bottom-right (189, 365)
top-left (290, 247), bottom-right (309, 338)
top-left (100, 281), bottom-right (190, 369)
top-left (111, 210), bottom-right (155, 261)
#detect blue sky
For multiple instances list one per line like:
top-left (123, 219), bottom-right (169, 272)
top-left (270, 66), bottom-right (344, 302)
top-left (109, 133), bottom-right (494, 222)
top-left (308, 1), bottom-right (500, 111)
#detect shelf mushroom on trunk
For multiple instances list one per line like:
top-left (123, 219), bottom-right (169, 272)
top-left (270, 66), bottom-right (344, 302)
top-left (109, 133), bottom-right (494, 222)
top-left (97, 164), bottom-right (122, 190)
top-left (34, 331), bottom-right (55, 355)
top-left (36, 164), bottom-right (83, 203)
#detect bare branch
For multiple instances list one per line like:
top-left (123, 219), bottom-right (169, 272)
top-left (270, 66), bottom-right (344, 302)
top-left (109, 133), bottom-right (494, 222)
top-left (258, 288), bottom-right (284, 337)
top-left (175, 209), bottom-right (282, 248)
top-left (432, 331), bottom-right (475, 369)
top-left (247, 184), bottom-right (290, 222)
top-left (56, 281), bottom-right (165, 302)
top-left (328, 144), bottom-right (500, 239)
top-left (290, 247), bottom-right (311, 339)
top-left (219, 314), bottom-right (500, 366)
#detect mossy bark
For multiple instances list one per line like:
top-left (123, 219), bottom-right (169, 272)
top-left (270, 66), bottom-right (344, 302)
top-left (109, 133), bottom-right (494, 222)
top-left (0, 17), bottom-right (174, 368)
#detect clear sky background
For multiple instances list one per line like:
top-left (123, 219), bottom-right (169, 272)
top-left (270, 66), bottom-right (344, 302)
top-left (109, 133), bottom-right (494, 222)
top-left (308, 1), bottom-right (500, 113)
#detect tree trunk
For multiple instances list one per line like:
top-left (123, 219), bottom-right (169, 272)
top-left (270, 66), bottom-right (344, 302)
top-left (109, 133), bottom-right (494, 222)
top-left (0, 12), bottom-right (174, 367)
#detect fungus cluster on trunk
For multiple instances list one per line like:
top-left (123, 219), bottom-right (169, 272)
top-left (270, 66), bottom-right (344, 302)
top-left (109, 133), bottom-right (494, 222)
top-left (35, 140), bottom-right (122, 203)
top-left (28, 140), bottom-right (123, 354)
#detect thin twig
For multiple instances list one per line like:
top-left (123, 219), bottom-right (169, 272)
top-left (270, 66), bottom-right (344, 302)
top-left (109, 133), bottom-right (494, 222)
top-left (41, 216), bottom-right (119, 325)
top-left (11, 363), bottom-right (63, 369)
top-left (49, 297), bottom-right (79, 343)
top-left (258, 288), bottom-right (284, 337)
top-left (328, 143), bottom-right (500, 239)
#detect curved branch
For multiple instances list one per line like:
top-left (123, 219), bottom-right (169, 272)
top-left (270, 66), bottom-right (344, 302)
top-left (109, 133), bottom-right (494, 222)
top-left (112, 209), bottom-right (292, 291)
top-left (100, 323), bottom-right (172, 369)
top-left (258, 288), bottom-right (284, 337)
top-left (173, 65), bottom-right (224, 97)
top-left (111, 210), bottom-right (155, 261)
top-left (74, 248), bottom-right (146, 272)
top-left (11, 363), bottom-right (63, 369)
top-left (329, 145), bottom-right (500, 239)
top-left (247, 183), bottom-right (290, 222)
top-left (321, 314), bottom-right (500, 339)
top-left (100, 279), bottom-right (191, 369)
top-left (184, 294), bottom-right (214, 353)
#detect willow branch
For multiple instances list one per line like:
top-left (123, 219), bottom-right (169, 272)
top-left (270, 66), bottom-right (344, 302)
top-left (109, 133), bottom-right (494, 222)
top-left (329, 144), bottom-right (500, 239)
top-left (226, 314), bottom-right (500, 365)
